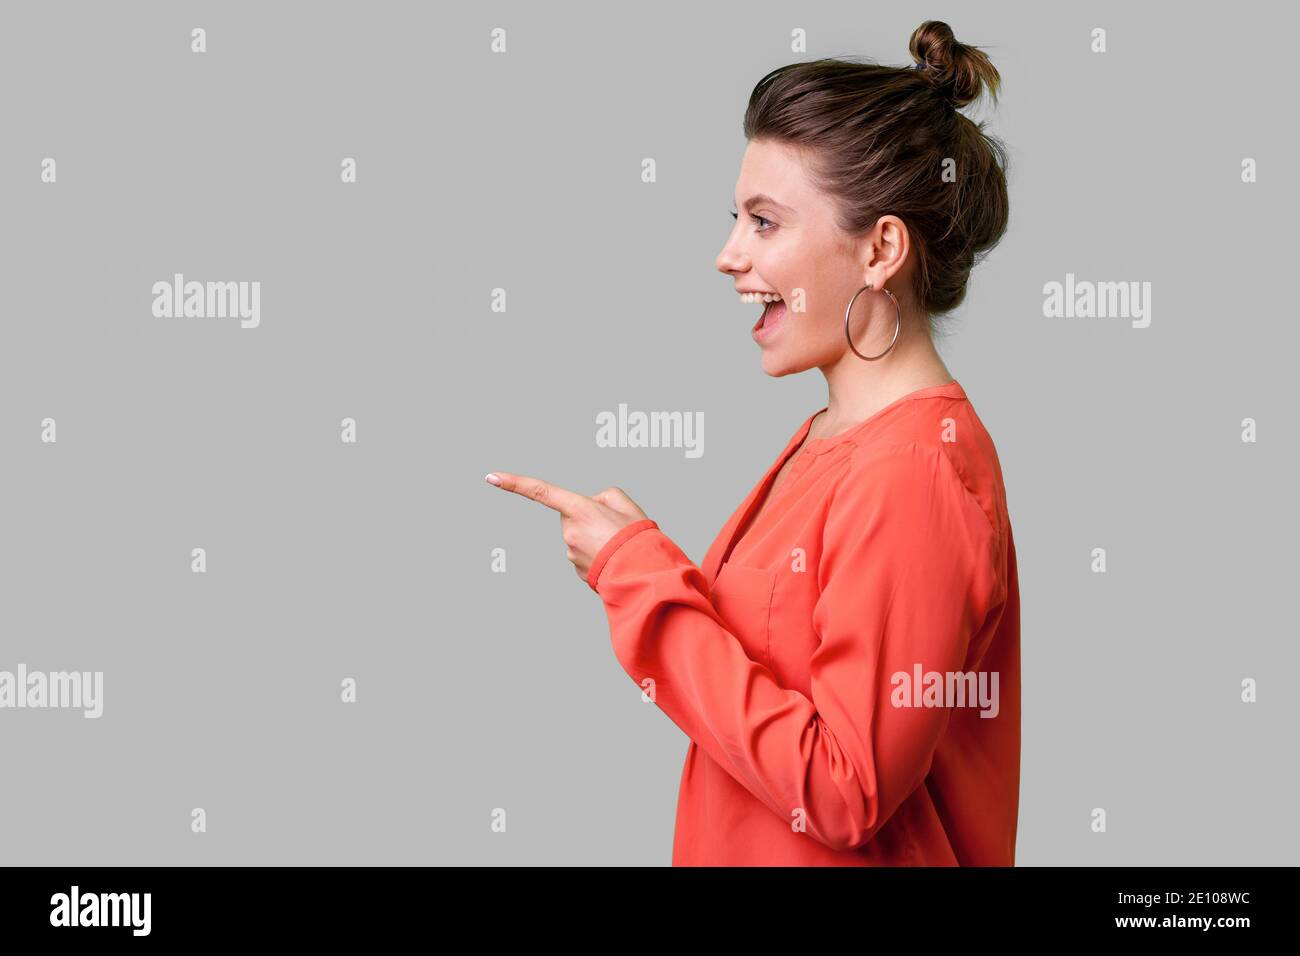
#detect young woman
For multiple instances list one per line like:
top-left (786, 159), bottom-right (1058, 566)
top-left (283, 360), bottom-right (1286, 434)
top-left (486, 21), bottom-right (1019, 866)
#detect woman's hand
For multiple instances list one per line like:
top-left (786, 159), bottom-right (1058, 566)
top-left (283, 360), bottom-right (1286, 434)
top-left (485, 471), bottom-right (649, 582)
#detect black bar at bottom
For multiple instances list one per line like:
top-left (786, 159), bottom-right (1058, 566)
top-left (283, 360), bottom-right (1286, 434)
top-left (0, 865), bottom-right (1283, 941)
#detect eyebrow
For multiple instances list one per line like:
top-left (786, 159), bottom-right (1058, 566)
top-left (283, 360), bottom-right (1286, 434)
top-left (739, 193), bottom-right (794, 214)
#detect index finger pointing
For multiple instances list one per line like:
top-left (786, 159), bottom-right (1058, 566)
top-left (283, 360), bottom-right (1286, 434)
top-left (485, 471), bottom-right (588, 516)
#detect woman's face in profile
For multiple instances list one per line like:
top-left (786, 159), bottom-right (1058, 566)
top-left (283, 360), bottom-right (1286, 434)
top-left (717, 138), bottom-right (896, 377)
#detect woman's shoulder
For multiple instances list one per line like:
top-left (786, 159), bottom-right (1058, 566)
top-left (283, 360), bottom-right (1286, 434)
top-left (840, 394), bottom-right (1009, 542)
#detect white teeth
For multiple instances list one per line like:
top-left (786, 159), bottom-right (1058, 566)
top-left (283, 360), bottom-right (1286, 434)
top-left (739, 292), bottom-right (782, 304)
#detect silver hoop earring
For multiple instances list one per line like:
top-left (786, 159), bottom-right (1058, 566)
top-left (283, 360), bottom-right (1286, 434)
top-left (844, 284), bottom-right (902, 361)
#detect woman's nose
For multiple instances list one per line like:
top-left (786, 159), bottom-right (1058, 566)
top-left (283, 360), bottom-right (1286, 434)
top-left (716, 238), bottom-right (747, 277)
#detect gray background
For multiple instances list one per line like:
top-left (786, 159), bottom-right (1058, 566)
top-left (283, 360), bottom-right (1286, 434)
top-left (2, 0), bottom-right (1296, 865)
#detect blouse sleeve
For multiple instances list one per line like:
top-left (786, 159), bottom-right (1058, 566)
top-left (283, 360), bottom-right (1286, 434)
top-left (587, 441), bottom-right (1001, 852)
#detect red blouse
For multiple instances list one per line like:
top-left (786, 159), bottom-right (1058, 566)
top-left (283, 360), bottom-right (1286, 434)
top-left (587, 380), bottom-right (1020, 865)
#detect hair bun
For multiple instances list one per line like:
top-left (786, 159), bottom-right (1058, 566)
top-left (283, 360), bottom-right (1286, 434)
top-left (908, 20), bottom-right (1001, 109)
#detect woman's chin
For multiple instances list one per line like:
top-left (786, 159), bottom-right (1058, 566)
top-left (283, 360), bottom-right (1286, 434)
top-left (759, 350), bottom-right (798, 377)
top-left (759, 345), bottom-right (823, 377)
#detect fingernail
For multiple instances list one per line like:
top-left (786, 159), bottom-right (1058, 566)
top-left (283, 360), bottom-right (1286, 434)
top-left (484, 473), bottom-right (502, 486)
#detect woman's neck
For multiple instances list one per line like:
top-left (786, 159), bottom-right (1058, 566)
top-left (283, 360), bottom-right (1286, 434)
top-left (814, 321), bottom-right (954, 438)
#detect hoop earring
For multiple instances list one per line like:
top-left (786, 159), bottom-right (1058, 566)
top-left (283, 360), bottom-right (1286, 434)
top-left (844, 283), bottom-right (902, 361)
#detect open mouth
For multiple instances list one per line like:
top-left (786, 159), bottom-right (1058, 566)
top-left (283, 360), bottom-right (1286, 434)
top-left (753, 298), bottom-right (788, 335)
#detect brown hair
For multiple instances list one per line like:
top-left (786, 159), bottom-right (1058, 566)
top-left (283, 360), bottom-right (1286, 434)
top-left (742, 21), bottom-right (1010, 333)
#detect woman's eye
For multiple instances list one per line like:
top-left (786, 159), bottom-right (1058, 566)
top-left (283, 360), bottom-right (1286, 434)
top-left (730, 210), bottom-right (774, 233)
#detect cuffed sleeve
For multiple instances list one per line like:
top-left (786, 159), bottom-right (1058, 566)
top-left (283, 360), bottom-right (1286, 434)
top-left (587, 518), bottom-right (660, 591)
top-left (591, 442), bottom-right (1000, 852)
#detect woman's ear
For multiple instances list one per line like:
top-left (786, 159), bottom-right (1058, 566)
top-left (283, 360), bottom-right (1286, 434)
top-left (856, 215), bottom-right (914, 293)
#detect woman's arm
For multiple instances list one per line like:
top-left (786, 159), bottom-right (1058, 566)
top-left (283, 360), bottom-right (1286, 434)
top-left (589, 441), bottom-right (1002, 852)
